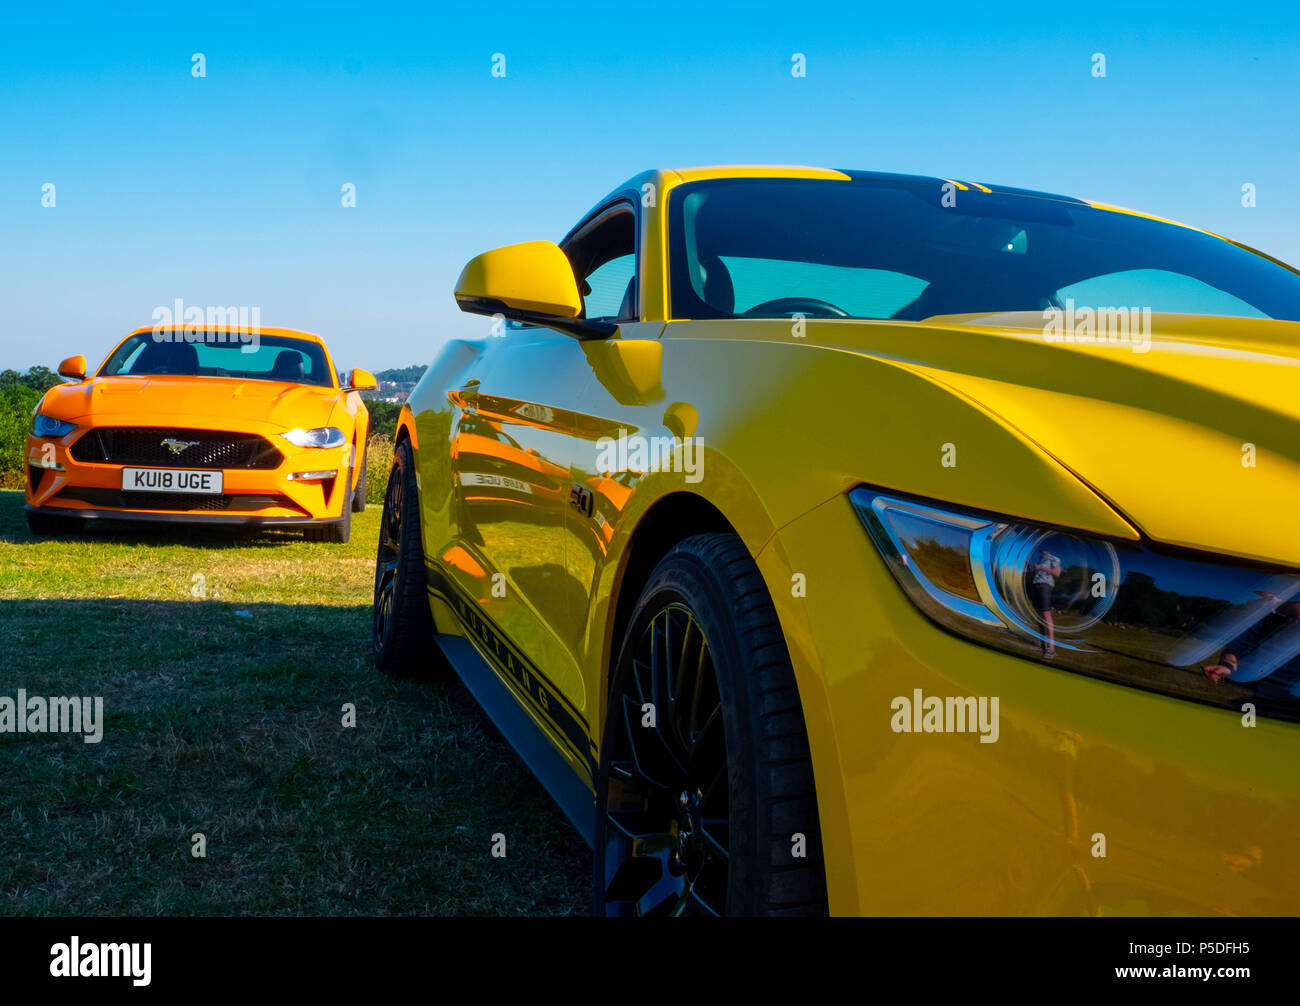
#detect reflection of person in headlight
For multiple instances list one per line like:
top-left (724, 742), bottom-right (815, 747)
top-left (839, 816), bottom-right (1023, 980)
top-left (1204, 593), bottom-right (1300, 697)
top-left (1030, 549), bottom-right (1062, 658)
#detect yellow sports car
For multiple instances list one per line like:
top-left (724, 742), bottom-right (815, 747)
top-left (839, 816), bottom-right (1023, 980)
top-left (373, 166), bottom-right (1300, 915)
top-left (26, 325), bottom-right (374, 542)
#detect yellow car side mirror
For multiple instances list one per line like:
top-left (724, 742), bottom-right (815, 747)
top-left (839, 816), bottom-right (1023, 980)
top-left (347, 367), bottom-right (377, 391)
top-left (454, 241), bottom-right (613, 340)
top-left (57, 355), bottom-right (86, 381)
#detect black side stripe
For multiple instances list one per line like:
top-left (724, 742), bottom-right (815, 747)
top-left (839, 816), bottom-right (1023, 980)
top-left (426, 566), bottom-right (597, 778)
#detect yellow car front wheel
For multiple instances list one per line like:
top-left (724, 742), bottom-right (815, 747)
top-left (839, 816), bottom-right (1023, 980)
top-left (594, 533), bottom-right (828, 916)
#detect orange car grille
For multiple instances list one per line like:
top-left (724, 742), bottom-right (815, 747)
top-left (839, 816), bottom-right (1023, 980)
top-left (69, 428), bottom-right (283, 470)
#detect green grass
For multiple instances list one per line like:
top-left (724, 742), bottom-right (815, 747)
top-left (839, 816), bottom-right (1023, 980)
top-left (0, 489), bottom-right (589, 916)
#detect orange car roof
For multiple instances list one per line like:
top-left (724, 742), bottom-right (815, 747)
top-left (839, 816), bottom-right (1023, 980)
top-left (127, 324), bottom-right (328, 346)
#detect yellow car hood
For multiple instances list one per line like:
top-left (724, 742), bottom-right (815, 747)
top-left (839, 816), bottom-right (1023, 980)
top-left (43, 375), bottom-right (345, 431)
top-left (882, 312), bottom-right (1300, 568)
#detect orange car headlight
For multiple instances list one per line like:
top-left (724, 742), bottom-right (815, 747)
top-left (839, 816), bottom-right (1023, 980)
top-left (32, 414), bottom-right (77, 438)
top-left (283, 427), bottom-right (346, 449)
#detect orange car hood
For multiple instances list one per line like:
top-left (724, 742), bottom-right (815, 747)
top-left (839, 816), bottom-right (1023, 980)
top-left (42, 375), bottom-right (346, 431)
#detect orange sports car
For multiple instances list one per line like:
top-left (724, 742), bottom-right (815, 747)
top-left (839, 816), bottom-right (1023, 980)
top-left (24, 325), bottom-right (374, 542)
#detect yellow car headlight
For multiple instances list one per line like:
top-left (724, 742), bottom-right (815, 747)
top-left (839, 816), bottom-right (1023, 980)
top-left (852, 487), bottom-right (1300, 723)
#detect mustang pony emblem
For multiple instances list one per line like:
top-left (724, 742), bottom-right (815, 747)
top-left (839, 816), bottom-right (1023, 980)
top-left (161, 438), bottom-right (200, 455)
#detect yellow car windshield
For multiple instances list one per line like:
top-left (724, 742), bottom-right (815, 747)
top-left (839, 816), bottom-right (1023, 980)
top-left (668, 177), bottom-right (1300, 322)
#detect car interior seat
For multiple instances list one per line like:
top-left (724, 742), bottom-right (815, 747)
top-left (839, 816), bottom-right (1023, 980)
top-left (270, 351), bottom-right (307, 381)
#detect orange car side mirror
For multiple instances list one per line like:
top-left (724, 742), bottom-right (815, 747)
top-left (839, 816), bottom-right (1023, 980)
top-left (346, 367), bottom-right (377, 391)
top-left (57, 355), bottom-right (86, 381)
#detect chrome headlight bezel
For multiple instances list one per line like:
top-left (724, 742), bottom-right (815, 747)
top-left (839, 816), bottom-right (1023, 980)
top-left (857, 492), bottom-right (1122, 651)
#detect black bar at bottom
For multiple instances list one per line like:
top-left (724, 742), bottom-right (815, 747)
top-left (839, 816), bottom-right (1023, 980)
top-left (0, 916), bottom-right (1287, 993)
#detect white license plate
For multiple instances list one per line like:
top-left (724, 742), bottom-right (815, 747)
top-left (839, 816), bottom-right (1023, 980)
top-left (121, 467), bottom-right (224, 494)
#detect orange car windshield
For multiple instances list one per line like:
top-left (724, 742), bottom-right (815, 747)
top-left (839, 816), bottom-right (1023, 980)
top-left (99, 333), bottom-right (334, 387)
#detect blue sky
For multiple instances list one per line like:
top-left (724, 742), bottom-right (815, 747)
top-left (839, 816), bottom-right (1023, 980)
top-left (2, 1), bottom-right (1298, 372)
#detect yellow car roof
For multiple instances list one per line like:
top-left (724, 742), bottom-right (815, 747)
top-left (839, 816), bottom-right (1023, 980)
top-left (598, 165), bottom-right (1212, 238)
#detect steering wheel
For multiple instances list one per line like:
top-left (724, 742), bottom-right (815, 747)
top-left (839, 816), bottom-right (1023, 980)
top-left (741, 296), bottom-right (850, 318)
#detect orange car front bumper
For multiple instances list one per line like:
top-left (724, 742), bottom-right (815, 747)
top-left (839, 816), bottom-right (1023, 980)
top-left (25, 419), bottom-right (353, 526)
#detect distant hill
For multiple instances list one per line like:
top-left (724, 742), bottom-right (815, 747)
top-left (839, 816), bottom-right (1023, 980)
top-left (361, 365), bottom-right (427, 420)
top-left (374, 365), bottom-right (427, 384)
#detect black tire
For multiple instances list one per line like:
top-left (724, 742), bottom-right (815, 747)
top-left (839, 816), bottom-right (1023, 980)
top-left (25, 509), bottom-right (83, 536)
top-left (593, 532), bottom-right (828, 917)
top-left (304, 479), bottom-right (352, 543)
top-left (352, 443), bottom-right (368, 513)
top-left (372, 439), bottom-right (441, 678)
